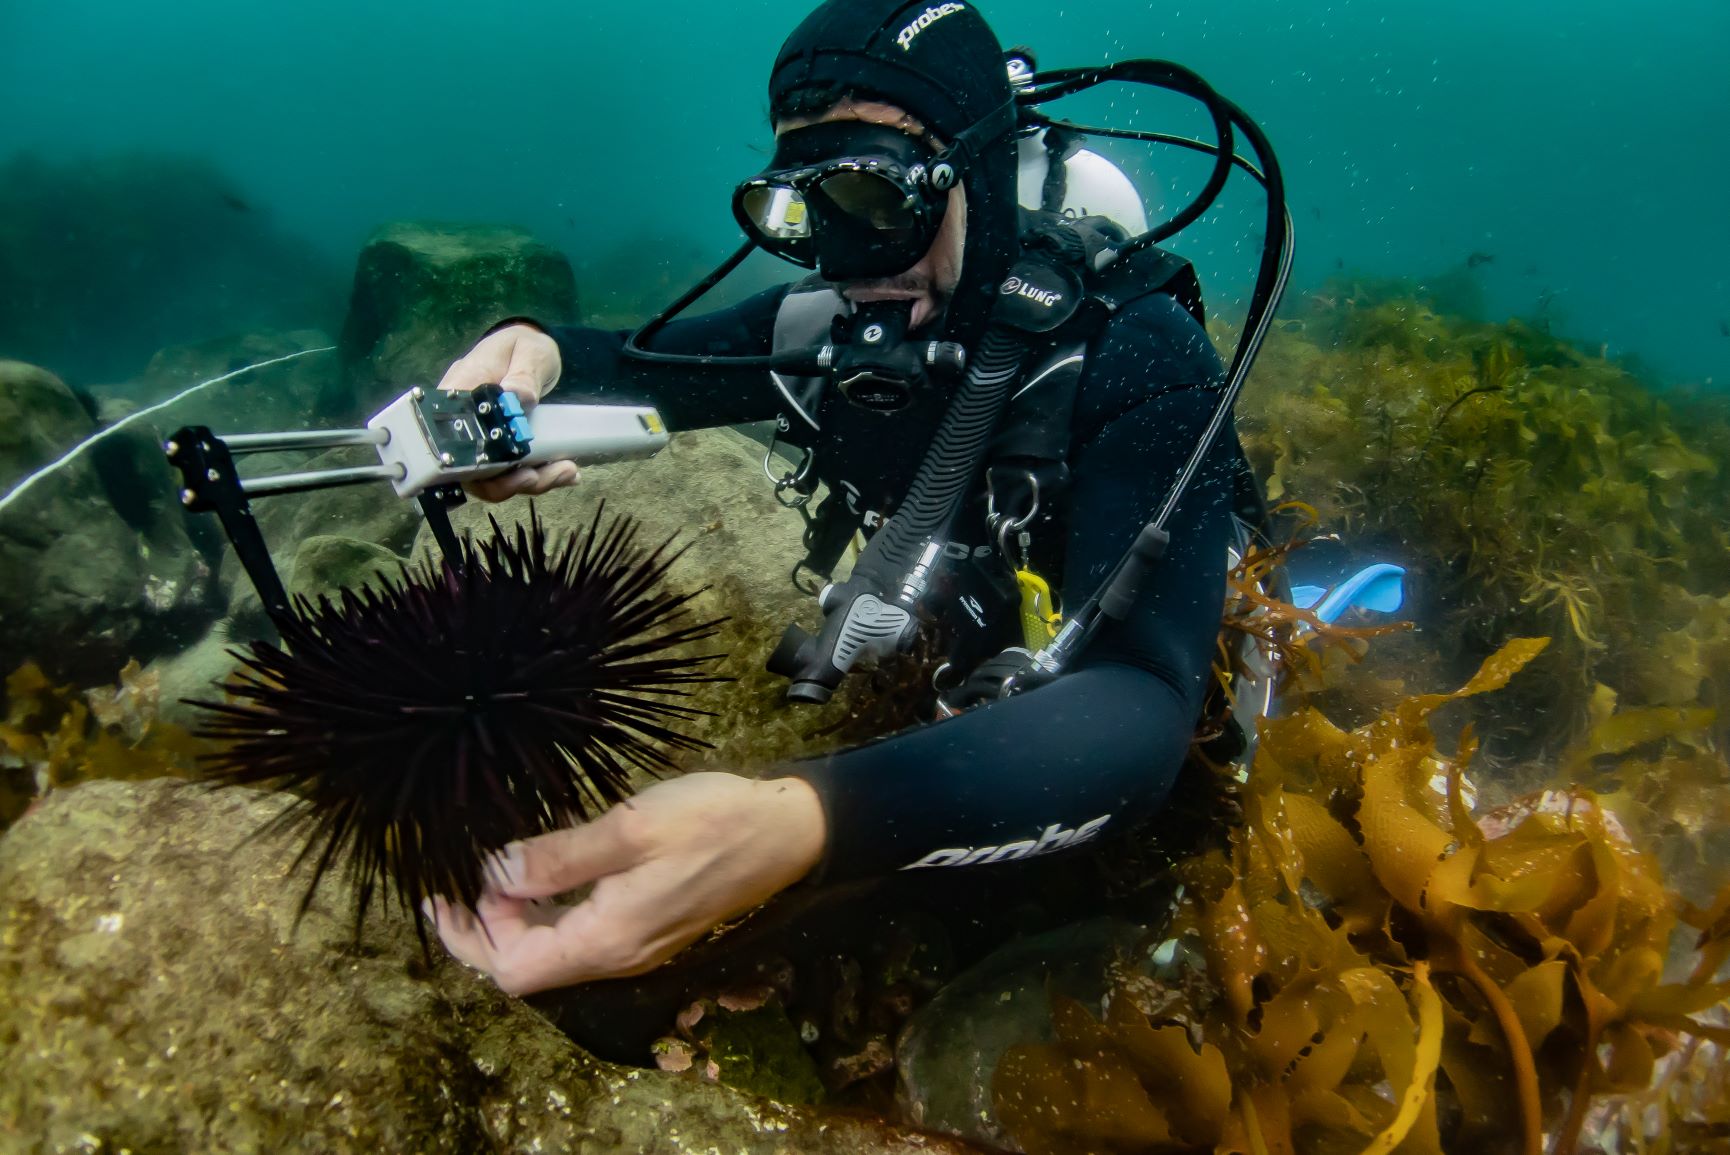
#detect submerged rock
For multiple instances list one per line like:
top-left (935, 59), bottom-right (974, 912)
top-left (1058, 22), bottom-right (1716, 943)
top-left (125, 336), bottom-right (422, 633)
top-left (0, 334), bottom-right (344, 688)
top-left (123, 327), bottom-right (338, 431)
top-left (226, 530), bottom-right (414, 639)
top-left (335, 222), bottom-right (580, 417)
top-left (0, 778), bottom-right (980, 1154)
top-left (0, 360), bottom-right (214, 684)
top-left (894, 918), bottom-right (1150, 1150)
top-left (250, 445), bottom-right (425, 558)
top-left (144, 619), bottom-right (246, 729)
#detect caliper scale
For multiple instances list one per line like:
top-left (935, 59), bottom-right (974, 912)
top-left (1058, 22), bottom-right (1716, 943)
top-left (165, 384), bottom-right (669, 622)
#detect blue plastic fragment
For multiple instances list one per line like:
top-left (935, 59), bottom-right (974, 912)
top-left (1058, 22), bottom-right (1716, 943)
top-left (498, 391), bottom-right (524, 417)
top-left (508, 416), bottom-right (533, 443)
top-left (1310, 563), bottom-right (1405, 625)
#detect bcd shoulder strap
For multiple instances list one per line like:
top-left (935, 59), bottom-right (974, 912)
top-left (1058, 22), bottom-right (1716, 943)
top-left (767, 231), bottom-right (1218, 588)
top-left (980, 222), bottom-right (1212, 573)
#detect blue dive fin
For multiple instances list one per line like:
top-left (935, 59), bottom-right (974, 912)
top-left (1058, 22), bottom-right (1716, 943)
top-left (1290, 584), bottom-right (1327, 610)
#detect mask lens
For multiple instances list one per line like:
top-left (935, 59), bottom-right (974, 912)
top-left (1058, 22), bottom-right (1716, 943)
top-left (740, 185), bottom-right (810, 240)
top-left (816, 170), bottom-right (917, 236)
top-left (735, 147), bottom-right (942, 280)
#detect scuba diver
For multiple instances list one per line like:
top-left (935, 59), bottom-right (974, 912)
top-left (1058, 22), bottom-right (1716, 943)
top-left (423, 0), bottom-right (1293, 1015)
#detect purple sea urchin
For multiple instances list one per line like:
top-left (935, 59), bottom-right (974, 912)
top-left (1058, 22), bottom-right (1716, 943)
top-left (195, 504), bottom-right (724, 946)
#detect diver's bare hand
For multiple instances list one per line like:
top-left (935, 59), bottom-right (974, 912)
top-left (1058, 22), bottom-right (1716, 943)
top-left (424, 773), bottom-right (826, 995)
top-left (437, 323), bottom-right (576, 502)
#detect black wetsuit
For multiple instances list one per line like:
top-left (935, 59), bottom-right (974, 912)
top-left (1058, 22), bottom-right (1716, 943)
top-left (543, 282), bottom-right (1233, 884)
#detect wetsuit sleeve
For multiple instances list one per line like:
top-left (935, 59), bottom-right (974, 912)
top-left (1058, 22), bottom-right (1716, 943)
top-left (790, 292), bottom-right (1234, 881)
top-left (536, 285), bottom-right (792, 430)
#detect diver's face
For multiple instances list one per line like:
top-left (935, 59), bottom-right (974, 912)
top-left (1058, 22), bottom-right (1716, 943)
top-left (775, 99), bottom-right (965, 332)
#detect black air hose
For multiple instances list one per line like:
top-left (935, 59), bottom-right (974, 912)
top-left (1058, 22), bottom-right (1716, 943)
top-left (850, 325), bottom-right (1026, 587)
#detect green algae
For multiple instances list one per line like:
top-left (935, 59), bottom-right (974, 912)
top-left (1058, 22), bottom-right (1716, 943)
top-left (1236, 278), bottom-right (1730, 755)
top-left (690, 1000), bottom-right (829, 1106)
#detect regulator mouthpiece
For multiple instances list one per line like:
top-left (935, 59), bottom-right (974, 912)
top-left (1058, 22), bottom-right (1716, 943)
top-left (831, 299), bottom-right (966, 413)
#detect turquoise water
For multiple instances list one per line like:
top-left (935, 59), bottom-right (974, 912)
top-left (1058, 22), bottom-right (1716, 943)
top-left (5, 4), bottom-right (1730, 1147)
top-left (3, 0), bottom-right (1725, 385)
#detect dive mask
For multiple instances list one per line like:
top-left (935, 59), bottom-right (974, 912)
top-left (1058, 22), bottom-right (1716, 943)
top-left (733, 121), bottom-right (953, 282)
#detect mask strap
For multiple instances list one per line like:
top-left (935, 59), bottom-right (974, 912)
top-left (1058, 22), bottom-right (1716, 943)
top-left (928, 97), bottom-right (1018, 191)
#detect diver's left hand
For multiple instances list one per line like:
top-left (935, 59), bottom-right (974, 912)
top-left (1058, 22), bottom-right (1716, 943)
top-left (424, 772), bottom-right (826, 995)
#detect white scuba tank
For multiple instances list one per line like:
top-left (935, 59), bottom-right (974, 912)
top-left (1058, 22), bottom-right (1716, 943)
top-left (1015, 129), bottom-right (1153, 236)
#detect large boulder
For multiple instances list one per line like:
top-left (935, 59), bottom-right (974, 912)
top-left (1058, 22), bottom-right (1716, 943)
top-left (0, 778), bottom-right (980, 1155)
top-left (334, 223), bottom-right (580, 417)
top-left (0, 333), bottom-right (342, 689)
top-left (0, 361), bottom-right (215, 684)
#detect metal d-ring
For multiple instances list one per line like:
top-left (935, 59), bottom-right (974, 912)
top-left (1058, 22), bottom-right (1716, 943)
top-left (987, 469), bottom-right (1041, 567)
top-left (764, 431), bottom-right (816, 507)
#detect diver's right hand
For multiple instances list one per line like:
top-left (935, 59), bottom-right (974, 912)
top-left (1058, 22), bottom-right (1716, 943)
top-left (437, 323), bottom-right (577, 502)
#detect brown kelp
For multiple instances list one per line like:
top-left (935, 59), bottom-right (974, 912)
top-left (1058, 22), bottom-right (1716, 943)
top-left (1233, 276), bottom-right (1730, 910)
top-left (993, 349), bottom-right (1730, 1145)
top-left (0, 659), bottom-right (204, 831)
top-left (993, 638), bottom-right (1730, 1154)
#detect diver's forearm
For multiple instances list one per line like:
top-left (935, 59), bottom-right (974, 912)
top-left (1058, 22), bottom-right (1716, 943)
top-left (789, 662), bottom-right (1195, 880)
top-left (538, 284), bottom-right (792, 431)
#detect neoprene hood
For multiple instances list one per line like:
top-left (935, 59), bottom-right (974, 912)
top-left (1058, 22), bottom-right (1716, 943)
top-left (768, 0), bottom-right (1021, 346)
